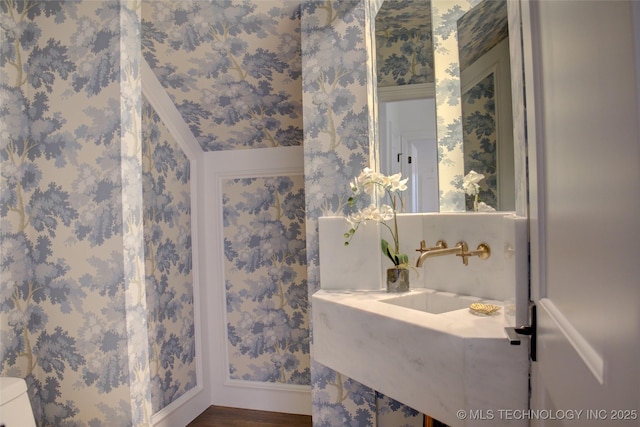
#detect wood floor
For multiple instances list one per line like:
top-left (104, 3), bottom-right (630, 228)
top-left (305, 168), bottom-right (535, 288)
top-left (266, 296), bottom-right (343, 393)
top-left (187, 406), bottom-right (312, 427)
top-left (187, 405), bottom-right (448, 427)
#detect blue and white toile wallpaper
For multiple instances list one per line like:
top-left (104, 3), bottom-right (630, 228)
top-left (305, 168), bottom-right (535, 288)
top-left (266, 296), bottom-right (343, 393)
top-left (301, 1), bottom-right (424, 426)
top-left (431, 0), bottom-right (483, 211)
top-left (375, 0), bottom-right (434, 87)
top-left (458, 0), bottom-right (507, 211)
top-left (462, 73), bottom-right (498, 210)
top-left (456, 0), bottom-right (508, 71)
top-left (300, 1), bottom-right (376, 420)
top-left (141, 99), bottom-right (196, 412)
top-left (141, 1), bottom-right (303, 151)
top-left (141, 0), bottom-right (313, 404)
top-left (223, 176), bottom-right (309, 385)
top-left (1, 0), bottom-right (433, 425)
top-left (1, 1), bottom-right (156, 425)
top-left (431, 0), bottom-right (517, 213)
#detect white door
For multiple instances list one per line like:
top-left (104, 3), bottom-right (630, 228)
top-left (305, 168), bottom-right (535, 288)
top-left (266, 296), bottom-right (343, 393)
top-left (378, 97), bottom-right (438, 213)
top-left (523, 1), bottom-right (640, 425)
top-left (399, 133), bottom-right (438, 213)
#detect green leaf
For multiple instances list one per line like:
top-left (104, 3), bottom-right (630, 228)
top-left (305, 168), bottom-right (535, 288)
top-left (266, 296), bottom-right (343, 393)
top-left (381, 239), bottom-right (390, 258)
top-left (381, 238), bottom-right (398, 265)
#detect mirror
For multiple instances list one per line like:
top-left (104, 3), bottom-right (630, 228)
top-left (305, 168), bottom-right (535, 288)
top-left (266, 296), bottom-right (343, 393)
top-left (376, 0), bottom-right (518, 213)
top-left (376, 0), bottom-right (439, 213)
top-left (458, 0), bottom-right (514, 211)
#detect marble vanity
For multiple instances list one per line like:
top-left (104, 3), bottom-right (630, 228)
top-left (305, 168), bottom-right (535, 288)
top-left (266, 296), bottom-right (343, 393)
top-left (314, 213), bottom-right (530, 426)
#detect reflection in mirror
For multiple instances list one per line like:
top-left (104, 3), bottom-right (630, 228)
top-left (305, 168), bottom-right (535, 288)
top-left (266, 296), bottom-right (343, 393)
top-left (375, 0), bottom-right (439, 213)
top-left (432, 0), bottom-right (517, 212)
top-left (376, 0), bottom-right (518, 213)
top-left (458, 0), bottom-right (514, 211)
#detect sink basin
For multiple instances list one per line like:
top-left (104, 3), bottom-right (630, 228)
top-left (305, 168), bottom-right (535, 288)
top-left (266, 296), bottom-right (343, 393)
top-left (312, 288), bottom-right (529, 426)
top-left (381, 290), bottom-right (481, 314)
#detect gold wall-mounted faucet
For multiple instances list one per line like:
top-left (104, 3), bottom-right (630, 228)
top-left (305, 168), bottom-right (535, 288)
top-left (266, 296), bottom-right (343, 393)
top-left (459, 242), bottom-right (491, 265)
top-left (415, 240), bottom-right (490, 267)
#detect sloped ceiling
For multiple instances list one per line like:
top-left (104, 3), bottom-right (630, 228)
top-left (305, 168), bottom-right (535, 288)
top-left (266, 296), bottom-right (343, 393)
top-left (140, 0), bottom-right (505, 151)
top-left (375, 0), bottom-right (434, 86)
top-left (457, 0), bottom-right (508, 71)
top-left (376, 0), bottom-right (431, 42)
top-left (141, 1), bottom-right (304, 152)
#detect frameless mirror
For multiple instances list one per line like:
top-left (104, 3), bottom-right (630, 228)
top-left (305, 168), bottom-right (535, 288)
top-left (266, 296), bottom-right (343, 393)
top-left (457, 0), bottom-right (514, 211)
top-left (376, 0), bottom-right (439, 213)
top-left (376, 0), bottom-right (517, 213)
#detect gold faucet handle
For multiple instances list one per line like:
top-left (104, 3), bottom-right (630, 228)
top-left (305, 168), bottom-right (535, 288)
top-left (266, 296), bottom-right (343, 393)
top-left (416, 239), bottom-right (448, 253)
top-left (454, 241), bottom-right (470, 265)
top-left (457, 242), bottom-right (491, 265)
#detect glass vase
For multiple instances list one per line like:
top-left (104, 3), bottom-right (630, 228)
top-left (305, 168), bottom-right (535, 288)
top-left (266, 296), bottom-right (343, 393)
top-left (386, 267), bottom-right (409, 293)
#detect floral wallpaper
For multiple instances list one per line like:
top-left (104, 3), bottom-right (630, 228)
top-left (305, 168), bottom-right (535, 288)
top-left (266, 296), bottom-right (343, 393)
top-left (301, 1), bottom-right (423, 426)
top-left (377, 393), bottom-right (424, 426)
top-left (141, 1), bottom-right (303, 151)
top-left (456, 0), bottom-right (508, 72)
top-left (300, 0), bottom-right (376, 424)
top-left (457, 0), bottom-right (508, 212)
top-left (222, 176), bottom-right (309, 385)
top-left (431, 0), bottom-right (482, 211)
top-left (120, 3), bottom-right (153, 423)
top-left (141, 99), bottom-right (196, 412)
top-left (461, 73), bottom-right (498, 210)
top-left (431, 0), bottom-right (515, 213)
top-left (1, 1), bottom-right (155, 425)
top-left (141, 0), bottom-right (312, 408)
top-left (1, 0), bottom-right (448, 425)
top-left (375, 0), bottom-right (434, 87)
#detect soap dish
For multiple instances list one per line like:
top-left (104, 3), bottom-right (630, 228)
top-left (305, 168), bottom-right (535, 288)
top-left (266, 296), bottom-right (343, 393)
top-left (469, 302), bottom-right (501, 316)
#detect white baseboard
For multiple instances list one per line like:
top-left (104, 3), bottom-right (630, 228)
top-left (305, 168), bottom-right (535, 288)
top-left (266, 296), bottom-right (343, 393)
top-left (152, 385), bottom-right (211, 427)
top-left (213, 380), bottom-right (312, 416)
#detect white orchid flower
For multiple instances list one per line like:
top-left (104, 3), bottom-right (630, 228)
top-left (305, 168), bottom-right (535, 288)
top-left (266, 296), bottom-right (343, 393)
top-left (388, 174), bottom-right (408, 192)
top-left (462, 170), bottom-right (485, 196)
top-left (348, 204), bottom-right (381, 224)
top-left (345, 168), bottom-right (410, 267)
top-left (378, 204), bottom-right (394, 220)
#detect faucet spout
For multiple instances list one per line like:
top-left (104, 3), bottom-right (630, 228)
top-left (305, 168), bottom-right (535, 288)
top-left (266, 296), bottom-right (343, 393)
top-left (415, 240), bottom-right (468, 267)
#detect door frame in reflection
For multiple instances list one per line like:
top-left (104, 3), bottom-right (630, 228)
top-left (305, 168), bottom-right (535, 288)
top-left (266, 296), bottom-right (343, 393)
top-left (378, 84), bottom-right (438, 213)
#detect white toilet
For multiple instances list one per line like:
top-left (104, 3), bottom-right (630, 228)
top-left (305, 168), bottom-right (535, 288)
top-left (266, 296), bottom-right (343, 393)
top-left (0, 377), bottom-right (37, 427)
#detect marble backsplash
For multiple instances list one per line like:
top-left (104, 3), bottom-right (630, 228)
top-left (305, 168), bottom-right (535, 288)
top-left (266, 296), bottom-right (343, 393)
top-left (318, 212), bottom-right (528, 326)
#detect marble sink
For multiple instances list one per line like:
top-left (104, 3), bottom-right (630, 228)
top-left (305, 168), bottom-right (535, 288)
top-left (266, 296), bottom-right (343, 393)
top-left (312, 288), bottom-right (529, 427)
top-left (381, 289), bottom-right (483, 314)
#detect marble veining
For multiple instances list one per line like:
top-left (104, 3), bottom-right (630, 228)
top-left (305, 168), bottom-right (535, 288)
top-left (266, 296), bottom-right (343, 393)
top-left (319, 212), bottom-right (528, 325)
top-left (312, 288), bottom-right (529, 426)
top-left (314, 212), bottom-right (530, 426)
